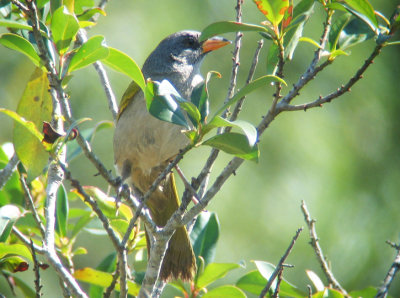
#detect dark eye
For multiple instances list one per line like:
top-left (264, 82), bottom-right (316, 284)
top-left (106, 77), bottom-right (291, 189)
top-left (183, 37), bottom-right (198, 49)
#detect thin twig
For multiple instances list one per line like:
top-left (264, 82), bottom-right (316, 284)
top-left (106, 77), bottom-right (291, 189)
top-left (0, 153), bottom-right (19, 189)
top-left (76, 30), bottom-right (118, 121)
top-left (12, 227), bottom-right (44, 254)
top-left (104, 268), bottom-right (120, 298)
top-left (272, 268), bottom-right (284, 298)
top-left (281, 11), bottom-right (333, 106)
top-left (301, 201), bottom-right (347, 294)
top-left (279, 44), bottom-right (384, 112)
top-left (30, 239), bottom-right (43, 297)
top-left (375, 241), bottom-right (400, 298)
top-left (20, 174), bottom-right (45, 238)
top-left (259, 228), bottom-right (303, 298)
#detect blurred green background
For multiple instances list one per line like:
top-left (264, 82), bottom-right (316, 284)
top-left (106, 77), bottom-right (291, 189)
top-left (1, 0), bottom-right (399, 296)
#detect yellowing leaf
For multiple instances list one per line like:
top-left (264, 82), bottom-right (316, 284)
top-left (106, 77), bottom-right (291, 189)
top-left (13, 68), bottom-right (52, 181)
top-left (253, 0), bottom-right (290, 28)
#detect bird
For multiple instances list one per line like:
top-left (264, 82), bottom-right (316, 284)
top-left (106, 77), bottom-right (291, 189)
top-left (113, 31), bottom-right (230, 281)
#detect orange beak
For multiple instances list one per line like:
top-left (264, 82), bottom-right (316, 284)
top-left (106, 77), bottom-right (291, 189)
top-left (201, 36), bottom-right (231, 54)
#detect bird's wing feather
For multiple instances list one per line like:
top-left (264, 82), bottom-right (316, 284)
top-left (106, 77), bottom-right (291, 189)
top-left (117, 80), bottom-right (141, 120)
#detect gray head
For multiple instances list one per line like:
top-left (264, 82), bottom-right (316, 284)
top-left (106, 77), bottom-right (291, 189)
top-left (142, 31), bottom-right (230, 97)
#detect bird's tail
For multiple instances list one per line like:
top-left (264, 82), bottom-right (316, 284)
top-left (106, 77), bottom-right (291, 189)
top-left (145, 172), bottom-right (196, 281)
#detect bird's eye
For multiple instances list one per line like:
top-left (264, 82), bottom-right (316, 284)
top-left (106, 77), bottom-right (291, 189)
top-left (184, 38), bottom-right (197, 49)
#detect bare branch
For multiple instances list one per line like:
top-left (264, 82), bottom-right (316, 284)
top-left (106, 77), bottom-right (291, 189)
top-left (279, 44), bottom-right (384, 112)
top-left (12, 227), bottom-right (44, 254)
top-left (375, 241), bottom-right (400, 298)
top-left (301, 200), bottom-right (347, 294)
top-left (20, 174), bottom-right (45, 238)
top-left (0, 153), bottom-right (19, 190)
top-left (104, 268), bottom-right (120, 298)
top-left (259, 228), bottom-right (303, 298)
top-left (30, 239), bottom-right (43, 297)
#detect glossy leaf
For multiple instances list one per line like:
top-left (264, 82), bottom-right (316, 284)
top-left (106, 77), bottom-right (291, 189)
top-left (203, 116), bottom-right (257, 146)
top-left (179, 101), bottom-right (201, 127)
top-left (329, 13), bottom-right (351, 51)
top-left (74, 267), bottom-right (140, 296)
top-left (236, 270), bottom-right (267, 295)
top-left (341, 0), bottom-right (378, 32)
top-left (89, 252), bottom-right (117, 297)
top-left (202, 285), bottom-right (246, 298)
top-left (266, 42), bottom-right (279, 75)
top-left (348, 286), bottom-right (378, 297)
top-left (190, 71), bottom-right (220, 122)
top-left (77, 7), bottom-right (106, 21)
top-left (196, 263), bottom-right (241, 289)
top-left (0, 255), bottom-right (29, 272)
top-left (284, 0), bottom-right (315, 60)
top-left (200, 21), bottom-right (269, 41)
top-left (51, 6), bottom-right (80, 54)
top-left (203, 132), bottom-right (259, 162)
top-left (0, 243), bottom-right (33, 261)
top-left (0, 205), bottom-right (21, 242)
top-left (144, 80), bottom-right (190, 129)
top-left (306, 270), bottom-right (325, 292)
top-left (55, 184), bottom-right (69, 238)
top-left (74, 0), bottom-right (95, 14)
top-left (69, 35), bottom-right (109, 72)
top-left (102, 47), bottom-right (145, 90)
top-left (253, 0), bottom-right (290, 28)
top-left (313, 288), bottom-right (345, 298)
top-left (337, 17), bottom-right (375, 49)
top-left (214, 75), bottom-right (286, 117)
top-left (12, 68), bottom-right (52, 182)
top-left (190, 212), bottom-right (220, 267)
top-left (0, 33), bottom-right (41, 67)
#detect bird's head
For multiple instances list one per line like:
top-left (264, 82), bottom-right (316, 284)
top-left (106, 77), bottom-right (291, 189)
top-left (142, 31), bottom-right (230, 95)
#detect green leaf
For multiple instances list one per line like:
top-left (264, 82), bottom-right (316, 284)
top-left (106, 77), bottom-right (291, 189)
top-left (180, 101), bottom-right (201, 127)
top-left (266, 42), bottom-right (279, 75)
top-left (203, 117), bottom-right (258, 147)
top-left (66, 120), bottom-right (113, 162)
top-left (70, 211), bottom-right (94, 239)
top-left (0, 255), bottom-right (29, 272)
top-left (0, 109), bottom-right (43, 142)
top-left (341, 0), bottom-right (378, 32)
top-left (196, 263), bottom-right (241, 290)
top-left (89, 252), bottom-right (117, 298)
top-left (313, 288), bottom-right (345, 298)
top-left (0, 205), bottom-right (21, 242)
top-left (203, 132), bottom-right (259, 162)
top-left (68, 35), bottom-right (109, 72)
top-left (12, 68), bottom-right (52, 182)
top-left (55, 184), bottom-right (69, 238)
top-left (200, 21), bottom-right (269, 41)
top-left (337, 17), bottom-right (375, 49)
top-left (253, 0), bottom-right (290, 28)
top-left (329, 13), bottom-right (351, 51)
top-left (190, 212), bottom-right (220, 267)
top-left (51, 6), bottom-right (80, 54)
top-left (306, 270), bottom-right (324, 292)
top-left (348, 286), bottom-right (378, 297)
top-left (202, 285), bottom-right (246, 298)
top-left (236, 270), bottom-right (267, 295)
top-left (190, 71), bottom-right (220, 122)
top-left (144, 80), bottom-right (190, 129)
top-left (0, 33), bottom-right (41, 67)
top-left (214, 75), bottom-right (286, 117)
top-left (102, 47), bottom-right (145, 91)
top-left (74, 267), bottom-right (140, 296)
top-left (299, 37), bottom-right (322, 48)
top-left (77, 7), bottom-right (106, 21)
top-left (74, 0), bottom-right (95, 14)
top-left (0, 243), bottom-right (33, 262)
top-left (283, 0), bottom-right (315, 60)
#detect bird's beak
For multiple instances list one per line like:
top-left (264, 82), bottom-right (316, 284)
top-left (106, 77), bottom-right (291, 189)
top-left (201, 36), bottom-right (231, 54)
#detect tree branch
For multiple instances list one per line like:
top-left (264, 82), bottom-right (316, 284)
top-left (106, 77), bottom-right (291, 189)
top-left (259, 228), bottom-right (303, 298)
top-left (375, 241), bottom-right (400, 298)
top-left (0, 153), bottom-right (19, 190)
top-left (301, 200), bottom-right (347, 294)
